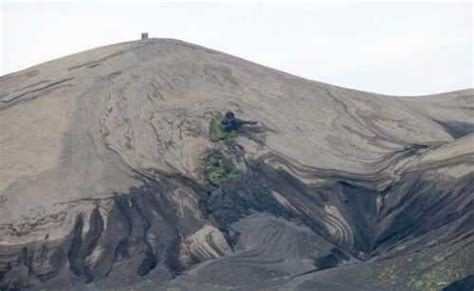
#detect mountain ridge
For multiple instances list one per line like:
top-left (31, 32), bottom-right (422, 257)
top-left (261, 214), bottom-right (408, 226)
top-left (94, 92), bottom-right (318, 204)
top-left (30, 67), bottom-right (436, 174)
top-left (0, 38), bottom-right (473, 290)
top-left (2, 38), bottom-right (472, 97)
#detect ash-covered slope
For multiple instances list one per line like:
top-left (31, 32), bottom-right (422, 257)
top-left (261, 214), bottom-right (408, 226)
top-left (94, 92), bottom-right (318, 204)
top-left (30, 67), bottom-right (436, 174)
top-left (0, 38), bottom-right (473, 291)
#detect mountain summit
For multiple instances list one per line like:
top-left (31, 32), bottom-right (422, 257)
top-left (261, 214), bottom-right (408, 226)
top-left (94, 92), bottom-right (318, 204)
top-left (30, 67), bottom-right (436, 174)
top-left (1, 39), bottom-right (473, 290)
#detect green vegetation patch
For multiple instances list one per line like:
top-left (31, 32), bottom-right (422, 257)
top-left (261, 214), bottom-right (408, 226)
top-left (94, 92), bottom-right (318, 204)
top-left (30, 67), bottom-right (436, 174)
top-left (407, 266), bottom-right (462, 291)
top-left (210, 115), bottom-right (236, 142)
top-left (205, 150), bottom-right (237, 186)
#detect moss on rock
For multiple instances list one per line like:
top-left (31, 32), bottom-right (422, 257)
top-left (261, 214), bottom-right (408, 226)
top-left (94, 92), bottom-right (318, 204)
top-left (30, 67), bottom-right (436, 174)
top-left (210, 115), bottom-right (236, 142)
top-left (205, 150), bottom-right (237, 186)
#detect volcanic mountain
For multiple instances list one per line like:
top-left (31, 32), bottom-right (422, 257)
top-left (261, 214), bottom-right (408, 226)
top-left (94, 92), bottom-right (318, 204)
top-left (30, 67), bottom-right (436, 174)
top-left (0, 39), bottom-right (473, 291)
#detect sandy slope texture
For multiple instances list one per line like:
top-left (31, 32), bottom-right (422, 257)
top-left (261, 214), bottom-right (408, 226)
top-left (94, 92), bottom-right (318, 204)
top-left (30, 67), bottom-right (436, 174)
top-left (0, 39), bottom-right (472, 290)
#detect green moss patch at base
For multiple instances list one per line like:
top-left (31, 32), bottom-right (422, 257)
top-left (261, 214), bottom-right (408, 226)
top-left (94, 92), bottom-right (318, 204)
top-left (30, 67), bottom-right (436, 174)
top-left (205, 150), bottom-right (238, 186)
top-left (210, 115), bottom-right (236, 142)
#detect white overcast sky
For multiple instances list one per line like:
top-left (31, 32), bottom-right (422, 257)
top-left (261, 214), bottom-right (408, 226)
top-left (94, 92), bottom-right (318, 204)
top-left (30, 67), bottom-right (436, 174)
top-left (1, 1), bottom-right (472, 95)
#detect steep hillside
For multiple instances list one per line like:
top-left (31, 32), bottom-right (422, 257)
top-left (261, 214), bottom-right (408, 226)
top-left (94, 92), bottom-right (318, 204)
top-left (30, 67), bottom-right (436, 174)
top-left (0, 39), bottom-right (473, 290)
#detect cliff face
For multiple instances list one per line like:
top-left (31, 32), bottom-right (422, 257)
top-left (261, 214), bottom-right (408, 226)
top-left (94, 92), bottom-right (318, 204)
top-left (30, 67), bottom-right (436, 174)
top-left (0, 39), bottom-right (473, 291)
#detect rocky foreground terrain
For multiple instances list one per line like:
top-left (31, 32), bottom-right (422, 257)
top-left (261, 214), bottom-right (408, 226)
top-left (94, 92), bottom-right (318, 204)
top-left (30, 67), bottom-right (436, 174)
top-left (0, 39), bottom-right (473, 291)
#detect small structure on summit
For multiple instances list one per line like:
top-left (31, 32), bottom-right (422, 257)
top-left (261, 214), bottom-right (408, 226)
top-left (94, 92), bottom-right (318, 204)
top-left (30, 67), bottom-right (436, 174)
top-left (141, 32), bottom-right (149, 40)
